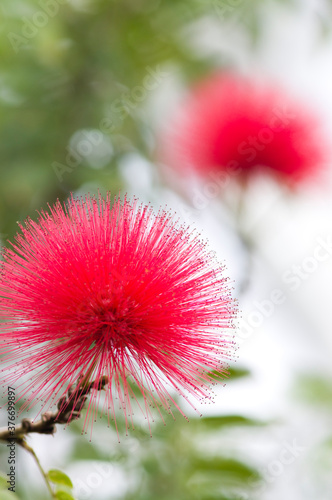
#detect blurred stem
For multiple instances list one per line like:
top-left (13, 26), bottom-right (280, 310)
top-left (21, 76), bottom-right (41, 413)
top-left (20, 440), bottom-right (56, 499)
top-left (234, 181), bottom-right (255, 295)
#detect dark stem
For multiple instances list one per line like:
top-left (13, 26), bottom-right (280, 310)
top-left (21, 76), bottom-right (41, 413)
top-left (0, 374), bottom-right (108, 499)
top-left (0, 375), bottom-right (108, 441)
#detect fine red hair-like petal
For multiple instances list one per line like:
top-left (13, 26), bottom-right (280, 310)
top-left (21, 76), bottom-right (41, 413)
top-left (160, 72), bottom-right (326, 186)
top-left (0, 194), bottom-right (236, 434)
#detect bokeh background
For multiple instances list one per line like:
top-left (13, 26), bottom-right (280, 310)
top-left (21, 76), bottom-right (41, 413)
top-left (1, 1), bottom-right (332, 499)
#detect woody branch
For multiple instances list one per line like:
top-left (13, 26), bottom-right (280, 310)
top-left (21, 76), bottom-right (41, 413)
top-left (0, 375), bottom-right (108, 443)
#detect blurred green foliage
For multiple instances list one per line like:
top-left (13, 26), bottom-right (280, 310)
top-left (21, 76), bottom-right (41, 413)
top-left (67, 405), bottom-right (262, 500)
top-left (0, 0), bottom-right (288, 241)
top-left (294, 373), bottom-right (332, 409)
top-left (1, 0), bottom-right (330, 499)
top-left (0, 472), bottom-right (19, 499)
top-left (0, 366), bottom-right (266, 500)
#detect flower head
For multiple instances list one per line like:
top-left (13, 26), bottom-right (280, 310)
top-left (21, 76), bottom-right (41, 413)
top-left (160, 72), bottom-right (326, 186)
top-left (0, 194), bottom-right (236, 434)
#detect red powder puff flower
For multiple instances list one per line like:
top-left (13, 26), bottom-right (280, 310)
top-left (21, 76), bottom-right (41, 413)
top-left (160, 72), bottom-right (326, 186)
top-left (0, 194), bottom-right (236, 434)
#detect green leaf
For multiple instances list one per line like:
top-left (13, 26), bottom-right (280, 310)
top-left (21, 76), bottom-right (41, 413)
top-left (0, 491), bottom-right (20, 500)
top-left (187, 458), bottom-right (261, 495)
top-left (192, 457), bottom-right (260, 480)
top-left (227, 366), bottom-right (251, 380)
top-left (55, 492), bottom-right (75, 500)
top-left (47, 470), bottom-right (73, 488)
top-left (209, 366), bottom-right (251, 382)
top-left (195, 415), bottom-right (265, 429)
top-left (0, 474), bottom-right (8, 489)
top-left (294, 374), bottom-right (332, 408)
top-left (70, 440), bottom-right (109, 461)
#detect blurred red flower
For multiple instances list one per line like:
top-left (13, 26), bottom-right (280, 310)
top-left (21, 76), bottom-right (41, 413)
top-left (0, 194), bottom-right (236, 432)
top-left (160, 73), bottom-right (326, 186)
